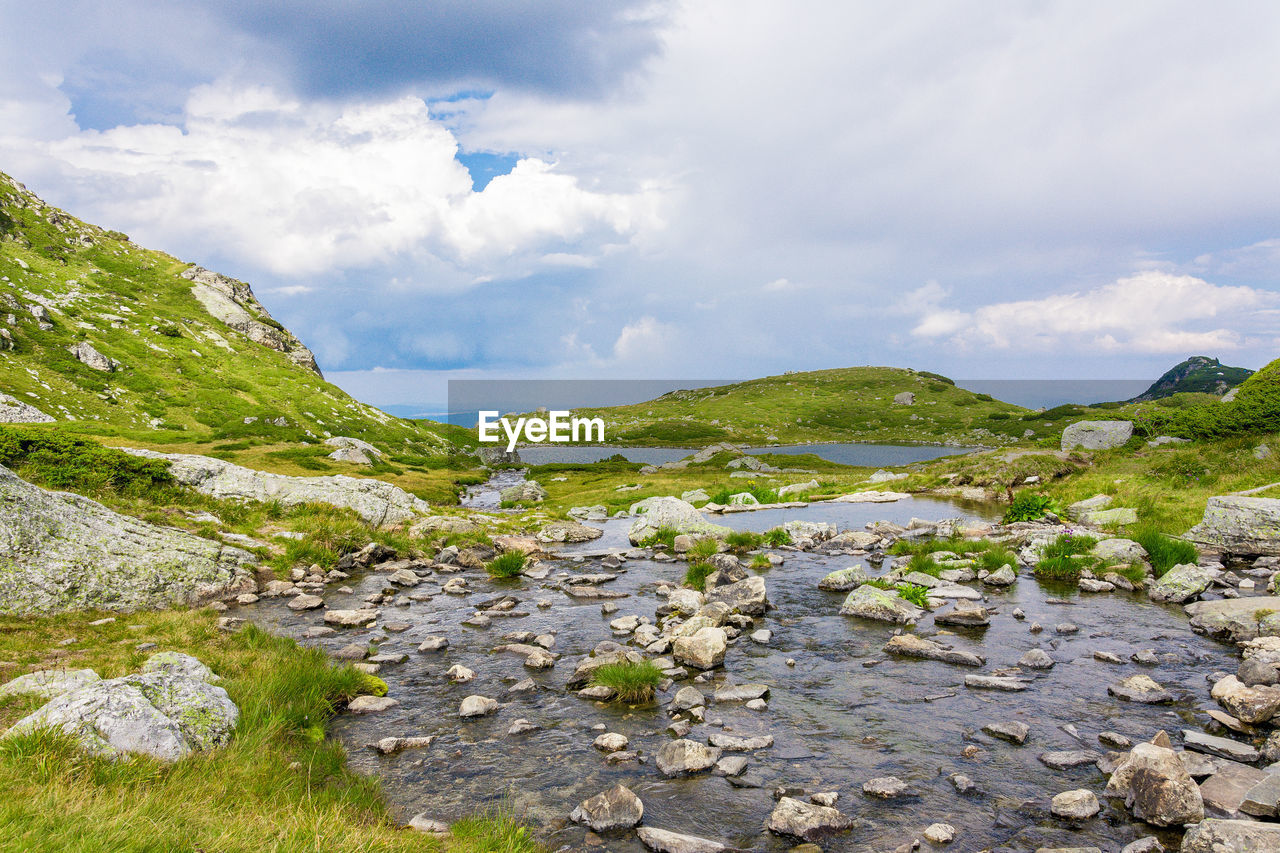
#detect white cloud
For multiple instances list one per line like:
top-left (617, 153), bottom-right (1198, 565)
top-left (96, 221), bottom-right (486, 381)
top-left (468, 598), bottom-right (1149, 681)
top-left (612, 316), bottom-right (678, 362)
top-left (909, 271), bottom-right (1277, 353)
top-left (6, 81), bottom-right (661, 279)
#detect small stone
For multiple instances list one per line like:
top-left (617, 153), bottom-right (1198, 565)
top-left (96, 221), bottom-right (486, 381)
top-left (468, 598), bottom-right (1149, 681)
top-left (570, 784), bottom-right (644, 832)
top-left (923, 823), bottom-right (955, 844)
top-left (348, 695), bottom-right (398, 714)
top-left (593, 732), bottom-right (629, 752)
top-left (508, 718), bottom-right (539, 735)
top-left (983, 721), bottom-right (1030, 744)
top-left (417, 636), bottom-right (448, 652)
top-left (1019, 648), bottom-right (1055, 669)
top-left (1051, 789), bottom-right (1100, 819)
top-left (862, 776), bottom-right (909, 798)
top-left (446, 664), bottom-right (475, 683)
top-left (459, 695), bottom-right (498, 718)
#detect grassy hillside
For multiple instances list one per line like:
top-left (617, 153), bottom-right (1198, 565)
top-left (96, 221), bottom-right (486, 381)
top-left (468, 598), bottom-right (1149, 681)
top-left (573, 367), bottom-right (1044, 447)
top-left (1129, 355), bottom-right (1252, 401)
top-left (0, 171), bottom-right (478, 500)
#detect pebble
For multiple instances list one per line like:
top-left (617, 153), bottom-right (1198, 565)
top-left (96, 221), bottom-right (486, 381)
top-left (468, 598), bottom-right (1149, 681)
top-left (923, 823), bottom-right (955, 844)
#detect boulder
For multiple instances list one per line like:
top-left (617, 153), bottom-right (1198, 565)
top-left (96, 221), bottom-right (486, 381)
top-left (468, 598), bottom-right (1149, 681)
top-left (324, 437), bottom-right (381, 465)
top-left (767, 796), bottom-right (854, 840)
top-left (672, 627), bottom-right (728, 670)
top-left (569, 784), bottom-right (643, 831)
top-left (839, 585), bottom-right (924, 624)
top-left (1149, 564), bottom-right (1217, 604)
top-left (0, 668), bottom-right (101, 700)
top-left (0, 464), bottom-right (256, 615)
top-left (68, 341), bottom-right (118, 372)
top-left (628, 497), bottom-right (731, 544)
top-left (656, 739), bottom-right (721, 776)
top-left (459, 695), bottom-right (499, 718)
top-left (706, 575), bottom-right (768, 615)
top-left (1051, 789), bottom-right (1100, 819)
top-left (1083, 507), bottom-right (1139, 526)
top-left (983, 721), bottom-right (1030, 744)
top-left (2, 663), bottom-right (237, 762)
top-left (120, 449), bottom-right (429, 526)
top-left (537, 520), bottom-right (603, 544)
top-left (1108, 675), bottom-right (1173, 704)
top-left (982, 565), bottom-right (1017, 586)
top-left (782, 520), bottom-right (837, 548)
top-left (1104, 741), bottom-right (1204, 826)
top-left (1068, 494), bottom-right (1113, 521)
top-left (1180, 819), bottom-right (1280, 852)
top-left (1187, 497), bottom-right (1280, 557)
top-left (1061, 420), bottom-right (1133, 451)
top-left (499, 481), bottom-right (548, 503)
top-left (1185, 597), bottom-right (1280, 643)
top-left (818, 567), bottom-right (869, 591)
top-left (884, 633), bottom-right (984, 667)
top-left (635, 826), bottom-right (726, 853)
top-left (1093, 538), bottom-right (1148, 564)
top-left (1211, 675), bottom-right (1280, 724)
top-left (934, 600), bottom-right (990, 628)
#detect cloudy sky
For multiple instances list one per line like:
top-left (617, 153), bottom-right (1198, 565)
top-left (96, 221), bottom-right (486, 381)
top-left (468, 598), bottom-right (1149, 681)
top-left (2, 1), bottom-right (1278, 411)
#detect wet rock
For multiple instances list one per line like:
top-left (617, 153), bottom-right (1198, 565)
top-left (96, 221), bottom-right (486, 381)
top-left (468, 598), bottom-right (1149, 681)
top-left (417, 636), bottom-right (448, 652)
top-left (863, 776), bottom-right (910, 798)
top-left (446, 665), bottom-right (476, 683)
top-left (1198, 761), bottom-right (1267, 818)
top-left (706, 575), bottom-right (769, 615)
top-left (1240, 771), bottom-right (1280, 818)
top-left (708, 732), bottom-right (773, 751)
top-left (593, 732), bottom-right (629, 753)
top-left (333, 643), bottom-right (368, 661)
top-left (818, 567), bottom-right (869, 591)
top-left (1104, 740), bottom-right (1204, 826)
top-left (923, 823), bottom-right (955, 844)
top-left (670, 686), bottom-right (706, 711)
top-left (767, 796), bottom-right (854, 840)
top-left (323, 609), bottom-right (378, 628)
top-left (1182, 730), bottom-right (1260, 763)
top-left (951, 774), bottom-right (975, 793)
top-left (983, 565), bottom-right (1017, 586)
top-left (1040, 750), bottom-right (1102, 770)
top-left (934, 600), bottom-right (990, 628)
top-left (656, 739), bottom-right (722, 776)
top-left (459, 695), bottom-right (498, 718)
top-left (672, 627), bottom-right (728, 670)
top-left (1120, 838), bottom-right (1163, 853)
top-left (839, 585), bottom-right (924, 624)
top-left (348, 696), bottom-right (399, 714)
top-left (1179, 818), bottom-right (1280, 852)
top-left (1237, 656), bottom-right (1278, 686)
top-left (883, 633), bottom-right (984, 667)
top-left (1108, 675), bottom-right (1173, 704)
top-left (712, 683), bottom-right (769, 702)
top-left (1186, 596), bottom-right (1280, 643)
top-left (371, 735), bottom-right (434, 754)
top-left (1056, 623), bottom-right (1079, 635)
top-left (750, 629), bottom-right (772, 644)
top-left (965, 675), bottom-right (1029, 692)
top-left (983, 721), bottom-right (1030, 745)
top-left (1149, 564), bottom-right (1218, 603)
top-left (1211, 675), bottom-right (1280, 723)
top-left (714, 755), bottom-right (748, 776)
top-left (1079, 578), bottom-right (1115, 593)
top-left (636, 826), bottom-right (727, 853)
top-left (1099, 732), bottom-right (1133, 749)
top-left (570, 783), bottom-right (643, 832)
top-left (1051, 789), bottom-right (1100, 819)
top-left (1019, 649), bottom-right (1056, 669)
top-left (507, 718), bottom-right (538, 735)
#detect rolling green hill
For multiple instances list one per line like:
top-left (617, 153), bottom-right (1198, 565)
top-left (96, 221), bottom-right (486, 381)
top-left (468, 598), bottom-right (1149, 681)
top-left (573, 366), bottom-right (1053, 446)
top-left (0, 170), bottom-right (475, 498)
top-left (1129, 356), bottom-right (1252, 402)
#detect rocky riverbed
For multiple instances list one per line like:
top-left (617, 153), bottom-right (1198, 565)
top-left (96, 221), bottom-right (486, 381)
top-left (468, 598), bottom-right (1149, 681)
top-left (233, 492), bottom-right (1280, 852)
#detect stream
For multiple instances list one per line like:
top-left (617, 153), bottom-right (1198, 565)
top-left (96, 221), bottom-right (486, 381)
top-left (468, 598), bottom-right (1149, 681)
top-left (241, 486), bottom-right (1248, 852)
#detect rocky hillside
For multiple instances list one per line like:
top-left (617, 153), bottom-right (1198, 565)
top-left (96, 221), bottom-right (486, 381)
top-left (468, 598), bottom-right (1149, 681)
top-left (0, 171), bottom-right (464, 460)
top-left (577, 367), bottom-right (1042, 446)
top-left (1129, 356), bottom-right (1253, 402)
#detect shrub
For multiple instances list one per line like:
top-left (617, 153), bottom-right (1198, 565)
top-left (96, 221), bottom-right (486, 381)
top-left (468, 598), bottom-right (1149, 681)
top-left (1132, 527), bottom-right (1198, 578)
top-left (1003, 492), bottom-right (1061, 523)
top-left (684, 561), bottom-right (714, 592)
top-left (590, 660), bottom-right (663, 702)
top-left (485, 551), bottom-right (526, 578)
top-left (156, 323), bottom-right (182, 337)
top-left (0, 426), bottom-right (174, 496)
top-left (896, 583), bottom-right (930, 607)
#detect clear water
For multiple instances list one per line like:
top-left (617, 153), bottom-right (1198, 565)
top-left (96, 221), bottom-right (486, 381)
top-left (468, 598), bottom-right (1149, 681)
top-left (243, 498), bottom-right (1244, 852)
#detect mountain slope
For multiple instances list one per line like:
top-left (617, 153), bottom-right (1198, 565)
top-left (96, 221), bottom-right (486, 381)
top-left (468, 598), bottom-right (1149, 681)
top-left (0, 170), bottom-right (469, 479)
top-left (575, 367), bottom-right (1046, 446)
top-left (1129, 356), bottom-right (1253, 402)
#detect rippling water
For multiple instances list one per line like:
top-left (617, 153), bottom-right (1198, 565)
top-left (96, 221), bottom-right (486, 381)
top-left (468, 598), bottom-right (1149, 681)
top-left (244, 499), bottom-right (1244, 852)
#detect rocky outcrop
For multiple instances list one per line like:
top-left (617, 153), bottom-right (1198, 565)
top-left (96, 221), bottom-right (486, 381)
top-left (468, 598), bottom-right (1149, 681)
top-left (1185, 597), bottom-right (1280, 643)
top-left (2, 654), bottom-right (237, 762)
top-left (182, 265), bottom-right (321, 375)
top-left (537, 520), bottom-right (603, 544)
top-left (0, 463), bottom-right (256, 615)
top-left (68, 341), bottom-right (118, 372)
top-left (1061, 420), bottom-right (1133, 451)
top-left (0, 392), bottom-right (55, 423)
top-left (1104, 740), bottom-right (1203, 826)
top-left (120, 448), bottom-right (428, 526)
top-left (628, 497), bottom-right (731, 544)
top-left (838, 584), bottom-right (923, 624)
top-left (1180, 819), bottom-right (1280, 852)
top-left (1187, 496), bottom-right (1280, 556)
top-left (324, 436), bottom-right (382, 465)
top-left (1148, 564), bottom-right (1217, 603)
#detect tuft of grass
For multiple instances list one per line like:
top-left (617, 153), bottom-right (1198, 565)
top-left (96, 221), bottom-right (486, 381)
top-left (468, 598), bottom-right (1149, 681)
top-left (638, 527), bottom-right (679, 550)
top-left (895, 583), bottom-right (930, 607)
top-left (0, 610), bottom-right (533, 852)
top-left (1034, 534), bottom-right (1101, 581)
top-left (1132, 527), bottom-right (1198, 578)
top-left (708, 485), bottom-right (781, 506)
top-left (906, 553), bottom-right (942, 577)
top-left (749, 554), bottom-right (772, 570)
top-left (724, 530), bottom-right (763, 553)
top-left (687, 538), bottom-right (721, 560)
top-left (684, 561), bottom-right (714, 592)
top-left (486, 551), bottom-right (527, 578)
top-left (1108, 563), bottom-right (1148, 585)
top-left (762, 527), bottom-right (792, 547)
top-left (1040, 534), bottom-right (1099, 560)
top-left (589, 660), bottom-right (663, 703)
top-left (974, 545), bottom-right (1019, 572)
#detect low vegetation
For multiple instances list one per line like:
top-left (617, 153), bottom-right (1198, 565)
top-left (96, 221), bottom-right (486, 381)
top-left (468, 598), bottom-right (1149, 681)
top-left (684, 560), bottom-right (715, 592)
top-left (485, 551), bottom-right (527, 579)
top-left (1002, 492), bottom-right (1062, 523)
top-left (589, 660), bottom-right (663, 703)
top-left (895, 583), bottom-right (930, 608)
top-left (1034, 534), bottom-right (1100, 581)
top-left (1133, 527), bottom-right (1198, 578)
top-left (0, 610), bottom-right (534, 852)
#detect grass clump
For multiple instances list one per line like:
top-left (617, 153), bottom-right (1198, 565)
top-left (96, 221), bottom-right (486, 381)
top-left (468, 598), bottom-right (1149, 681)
top-left (906, 553), bottom-right (942, 577)
top-left (485, 550), bottom-right (527, 578)
top-left (749, 554), bottom-right (772, 570)
top-left (1033, 534), bottom-right (1100, 581)
top-left (1108, 563), bottom-right (1148, 585)
top-left (0, 610), bottom-right (534, 852)
top-left (1132, 527), bottom-right (1198, 578)
top-left (974, 545), bottom-right (1019, 572)
top-left (638, 527), bottom-right (679, 550)
top-left (724, 530), bottom-right (763, 553)
top-left (763, 527), bottom-right (792, 547)
top-left (684, 561), bottom-right (714, 592)
top-left (895, 583), bottom-right (930, 608)
top-left (589, 659), bottom-right (663, 702)
top-left (708, 485), bottom-right (781, 506)
top-left (687, 538), bottom-right (721, 560)
top-left (0, 425), bottom-right (175, 497)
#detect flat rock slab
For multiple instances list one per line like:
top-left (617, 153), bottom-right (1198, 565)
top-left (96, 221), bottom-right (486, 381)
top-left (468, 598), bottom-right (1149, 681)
top-left (1187, 496), bottom-right (1280, 557)
top-left (885, 633), bottom-right (984, 667)
top-left (1198, 761), bottom-right (1268, 818)
top-left (983, 721), bottom-right (1030, 744)
top-left (1039, 750), bottom-right (1102, 770)
top-left (1185, 596), bottom-right (1280, 643)
top-left (713, 683), bottom-right (770, 702)
top-left (1182, 730), bottom-right (1261, 763)
top-left (965, 675), bottom-right (1029, 692)
top-left (636, 826), bottom-right (727, 853)
top-left (1180, 818), bottom-right (1280, 853)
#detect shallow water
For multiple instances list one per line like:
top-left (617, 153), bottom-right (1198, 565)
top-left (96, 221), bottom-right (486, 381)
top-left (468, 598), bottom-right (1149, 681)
top-left (514, 443), bottom-right (976, 467)
top-left (243, 498), bottom-right (1252, 852)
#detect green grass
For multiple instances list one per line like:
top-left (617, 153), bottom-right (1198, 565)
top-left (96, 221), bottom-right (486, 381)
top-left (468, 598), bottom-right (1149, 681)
top-left (906, 553), bottom-right (942, 577)
top-left (762, 527), bottom-right (792, 547)
top-left (1133, 527), bottom-right (1199, 578)
top-left (0, 609), bottom-right (535, 852)
top-left (724, 531), bottom-right (763, 553)
top-left (485, 551), bottom-right (527, 579)
top-left (589, 660), bottom-right (663, 703)
top-left (687, 538), bottom-right (721, 560)
top-left (1002, 492), bottom-right (1062, 523)
top-left (638, 526), bottom-right (679, 550)
top-left (748, 554), bottom-right (772, 570)
top-left (895, 583), bottom-right (930, 607)
top-left (974, 546), bottom-right (1019, 572)
top-left (1034, 534), bottom-right (1100, 581)
top-left (1109, 563), bottom-right (1148, 585)
top-left (708, 485), bottom-right (781, 505)
top-left (684, 561), bottom-right (714, 592)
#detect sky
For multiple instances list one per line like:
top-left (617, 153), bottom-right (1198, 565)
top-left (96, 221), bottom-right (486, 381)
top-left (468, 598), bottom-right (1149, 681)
top-left (2, 1), bottom-right (1278, 412)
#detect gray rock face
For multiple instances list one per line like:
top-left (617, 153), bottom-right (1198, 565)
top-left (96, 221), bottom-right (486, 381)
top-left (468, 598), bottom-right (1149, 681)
top-left (1187, 496), bottom-right (1280, 557)
top-left (672, 627), bottom-right (727, 669)
top-left (182, 265), bottom-right (321, 375)
top-left (883, 633), bottom-right (984, 667)
top-left (768, 796), bottom-right (854, 840)
top-left (635, 826), bottom-right (726, 853)
top-left (656, 739), bottom-right (721, 776)
top-left (0, 668), bottom-right (101, 700)
top-left (537, 520), bottom-right (603, 544)
top-left (499, 481), bottom-right (548, 503)
top-left (839, 584), bottom-right (924, 624)
top-left (120, 449), bottom-right (429, 526)
top-left (1068, 494), bottom-right (1113, 520)
top-left (569, 784), bottom-right (643, 831)
top-left (1093, 538), bottom-right (1148, 564)
top-left (1186, 596), bottom-right (1280, 643)
top-left (1051, 789), bottom-right (1100, 819)
top-left (817, 567), bottom-right (869, 590)
top-left (706, 575), bottom-right (768, 615)
top-left (0, 392), bottom-right (55, 423)
top-left (1104, 741), bottom-right (1203, 826)
top-left (1180, 819), bottom-right (1280, 852)
top-left (324, 437), bottom-right (381, 465)
top-left (0, 463), bottom-right (256, 615)
top-left (2, 657), bottom-right (237, 762)
top-left (983, 564), bottom-right (1017, 586)
top-left (1149, 564), bottom-right (1217, 603)
top-left (628, 497), bottom-right (731, 544)
top-left (68, 341), bottom-right (118, 372)
top-left (1061, 420), bottom-right (1133, 451)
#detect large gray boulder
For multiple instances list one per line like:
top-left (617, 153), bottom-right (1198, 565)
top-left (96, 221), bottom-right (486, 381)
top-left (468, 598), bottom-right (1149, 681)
top-left (2, 657), bottom-right (237, 762)
top-left (628, 497), bottom-right (730, 545)
top-left (1104, 741), bottom-right (1203, 826)
top-left (839, 584), bottom-right (923, 624)
top-left (1148, 564), bottom-right (1217, 603)
top-left (1061, 420), bottom-right (1133, 451)
top-left (768, 796), bottom-right (854, 840)
top-left (0, 463), bottom-right (256, 615)
top-left (537, 520), bottom-right (603, 544)
top-left (1180, 819), bottom-right (1280, 852)
top-left (324, 436), bottom-right (381, 465)
top-left (705, 575), bottom-right (768, 615)
top-left (68, 341), bottom-right (118, 372)
top-left (1187, 496), bottom-right (1280, 557)
top-left (569, 784), bottom-right (643, 831)
top-left (120, 449), bottom-right (429, 526)
top-left (1185, 597), bottom-right (1280, 643)
top-left (0, 392), bottom-right (55, 423)
top-left (635, 826), bottom-right (726, 853)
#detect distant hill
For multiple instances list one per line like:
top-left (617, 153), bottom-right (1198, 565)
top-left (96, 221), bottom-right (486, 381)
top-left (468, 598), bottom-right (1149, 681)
top-left (1129, 356), bottom-right (1253, 402)
top-left (575, 366), bottom-right (1053, 447)
top-left (0, 170), bottom-right (469, 483)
